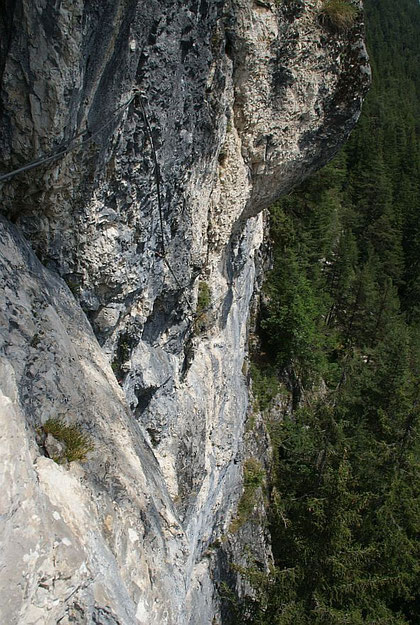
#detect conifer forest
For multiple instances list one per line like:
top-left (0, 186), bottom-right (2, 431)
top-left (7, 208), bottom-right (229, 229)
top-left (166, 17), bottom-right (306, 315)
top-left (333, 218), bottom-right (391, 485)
top-left (240, 0), bottom-right (420, 622)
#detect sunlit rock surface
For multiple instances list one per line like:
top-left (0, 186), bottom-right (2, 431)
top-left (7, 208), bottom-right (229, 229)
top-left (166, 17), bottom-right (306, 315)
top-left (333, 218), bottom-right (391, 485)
top-left (0, 1), bottom-right (369, 623)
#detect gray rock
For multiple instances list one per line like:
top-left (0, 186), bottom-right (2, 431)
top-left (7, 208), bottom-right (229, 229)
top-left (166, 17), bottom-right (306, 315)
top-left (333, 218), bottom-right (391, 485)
top-left (0, 1), bottom-right (370, 623)
top-left (44, 433), bottom-right (65, 461)
top-left (0, 218), bottom-right (186, 625)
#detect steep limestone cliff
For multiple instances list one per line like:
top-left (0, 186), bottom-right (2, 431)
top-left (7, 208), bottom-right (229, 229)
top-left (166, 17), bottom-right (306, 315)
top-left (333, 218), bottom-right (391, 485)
top-left (0, 1), bottom-right (369, 623)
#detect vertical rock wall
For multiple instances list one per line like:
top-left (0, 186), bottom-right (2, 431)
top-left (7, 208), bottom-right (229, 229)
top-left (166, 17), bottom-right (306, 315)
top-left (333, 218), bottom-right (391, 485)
top-left (0, 1), bottom-right (369, 623)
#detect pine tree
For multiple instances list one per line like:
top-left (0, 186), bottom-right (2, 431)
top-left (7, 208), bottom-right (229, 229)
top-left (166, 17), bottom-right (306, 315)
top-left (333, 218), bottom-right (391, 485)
top-left (237, 1), bottom-right (420, 623)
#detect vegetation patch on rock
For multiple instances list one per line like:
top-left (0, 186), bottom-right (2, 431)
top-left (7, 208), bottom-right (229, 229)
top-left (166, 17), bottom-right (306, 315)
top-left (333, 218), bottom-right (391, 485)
top-left (194, 280), bottom-right (212, 333)
top-left (229, 458), bottom-right (266, 533)
top-left (39, 417), bottom-right (94, 464)
top-left (320, 0), bottom-right (358, 30)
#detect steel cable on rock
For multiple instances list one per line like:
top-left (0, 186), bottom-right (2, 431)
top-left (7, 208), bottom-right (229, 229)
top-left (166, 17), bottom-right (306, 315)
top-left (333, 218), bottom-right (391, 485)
top-left (0, 88), bottom-right (204, 318)
top-left (136, 94), bottom-right (166, 258)
top-left (137, 93), bottom-right (195, 313)
top-left (0, 92), bottom-right (137, 184)
top-left (137, 94), bottom-right (246, 322)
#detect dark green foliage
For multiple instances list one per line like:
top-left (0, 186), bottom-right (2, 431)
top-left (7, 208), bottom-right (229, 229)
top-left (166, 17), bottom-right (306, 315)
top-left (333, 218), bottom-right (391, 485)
top-left (41, 417), bottom-right (94, 463)
top-left (111, 332), bottom-right (133, 378)
top-left (235, 1), bottom-right (420, 623)
top-left (262, 248), bottom-right (325, 378)
top-left (250, 363), bottom-right (281, 413)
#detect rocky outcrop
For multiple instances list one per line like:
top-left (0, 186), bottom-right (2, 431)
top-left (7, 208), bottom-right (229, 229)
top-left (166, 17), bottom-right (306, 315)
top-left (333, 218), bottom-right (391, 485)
top-left (0, 216), bottom-right (189, 624)
top-left (0, 1), bottom-right (369, 623)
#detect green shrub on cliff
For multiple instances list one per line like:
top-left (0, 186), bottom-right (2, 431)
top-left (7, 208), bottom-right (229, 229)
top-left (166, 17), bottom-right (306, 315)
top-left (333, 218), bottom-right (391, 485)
top-left (320, 0), bottom-right (358, 30)
top-left (230, 459), bottom-right (266, 533)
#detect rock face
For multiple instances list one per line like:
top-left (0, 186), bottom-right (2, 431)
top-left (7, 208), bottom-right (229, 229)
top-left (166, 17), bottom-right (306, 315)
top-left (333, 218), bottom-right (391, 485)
top-left (0, 1), bottom-right (369, 623)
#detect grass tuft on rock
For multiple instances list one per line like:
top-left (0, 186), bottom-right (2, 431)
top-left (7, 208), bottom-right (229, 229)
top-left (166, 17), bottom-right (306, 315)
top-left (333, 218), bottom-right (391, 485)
top-left (41, 417), bottom-right (94, 463)
top-left (320, 0), bottom-right (358, 30)
top-left (195, 280), bottom-right (212, 333)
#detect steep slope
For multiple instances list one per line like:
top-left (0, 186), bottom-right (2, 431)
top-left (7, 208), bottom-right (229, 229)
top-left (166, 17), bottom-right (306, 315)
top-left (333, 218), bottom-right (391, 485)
top-left (0, 1), bottom-right (369, 623)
